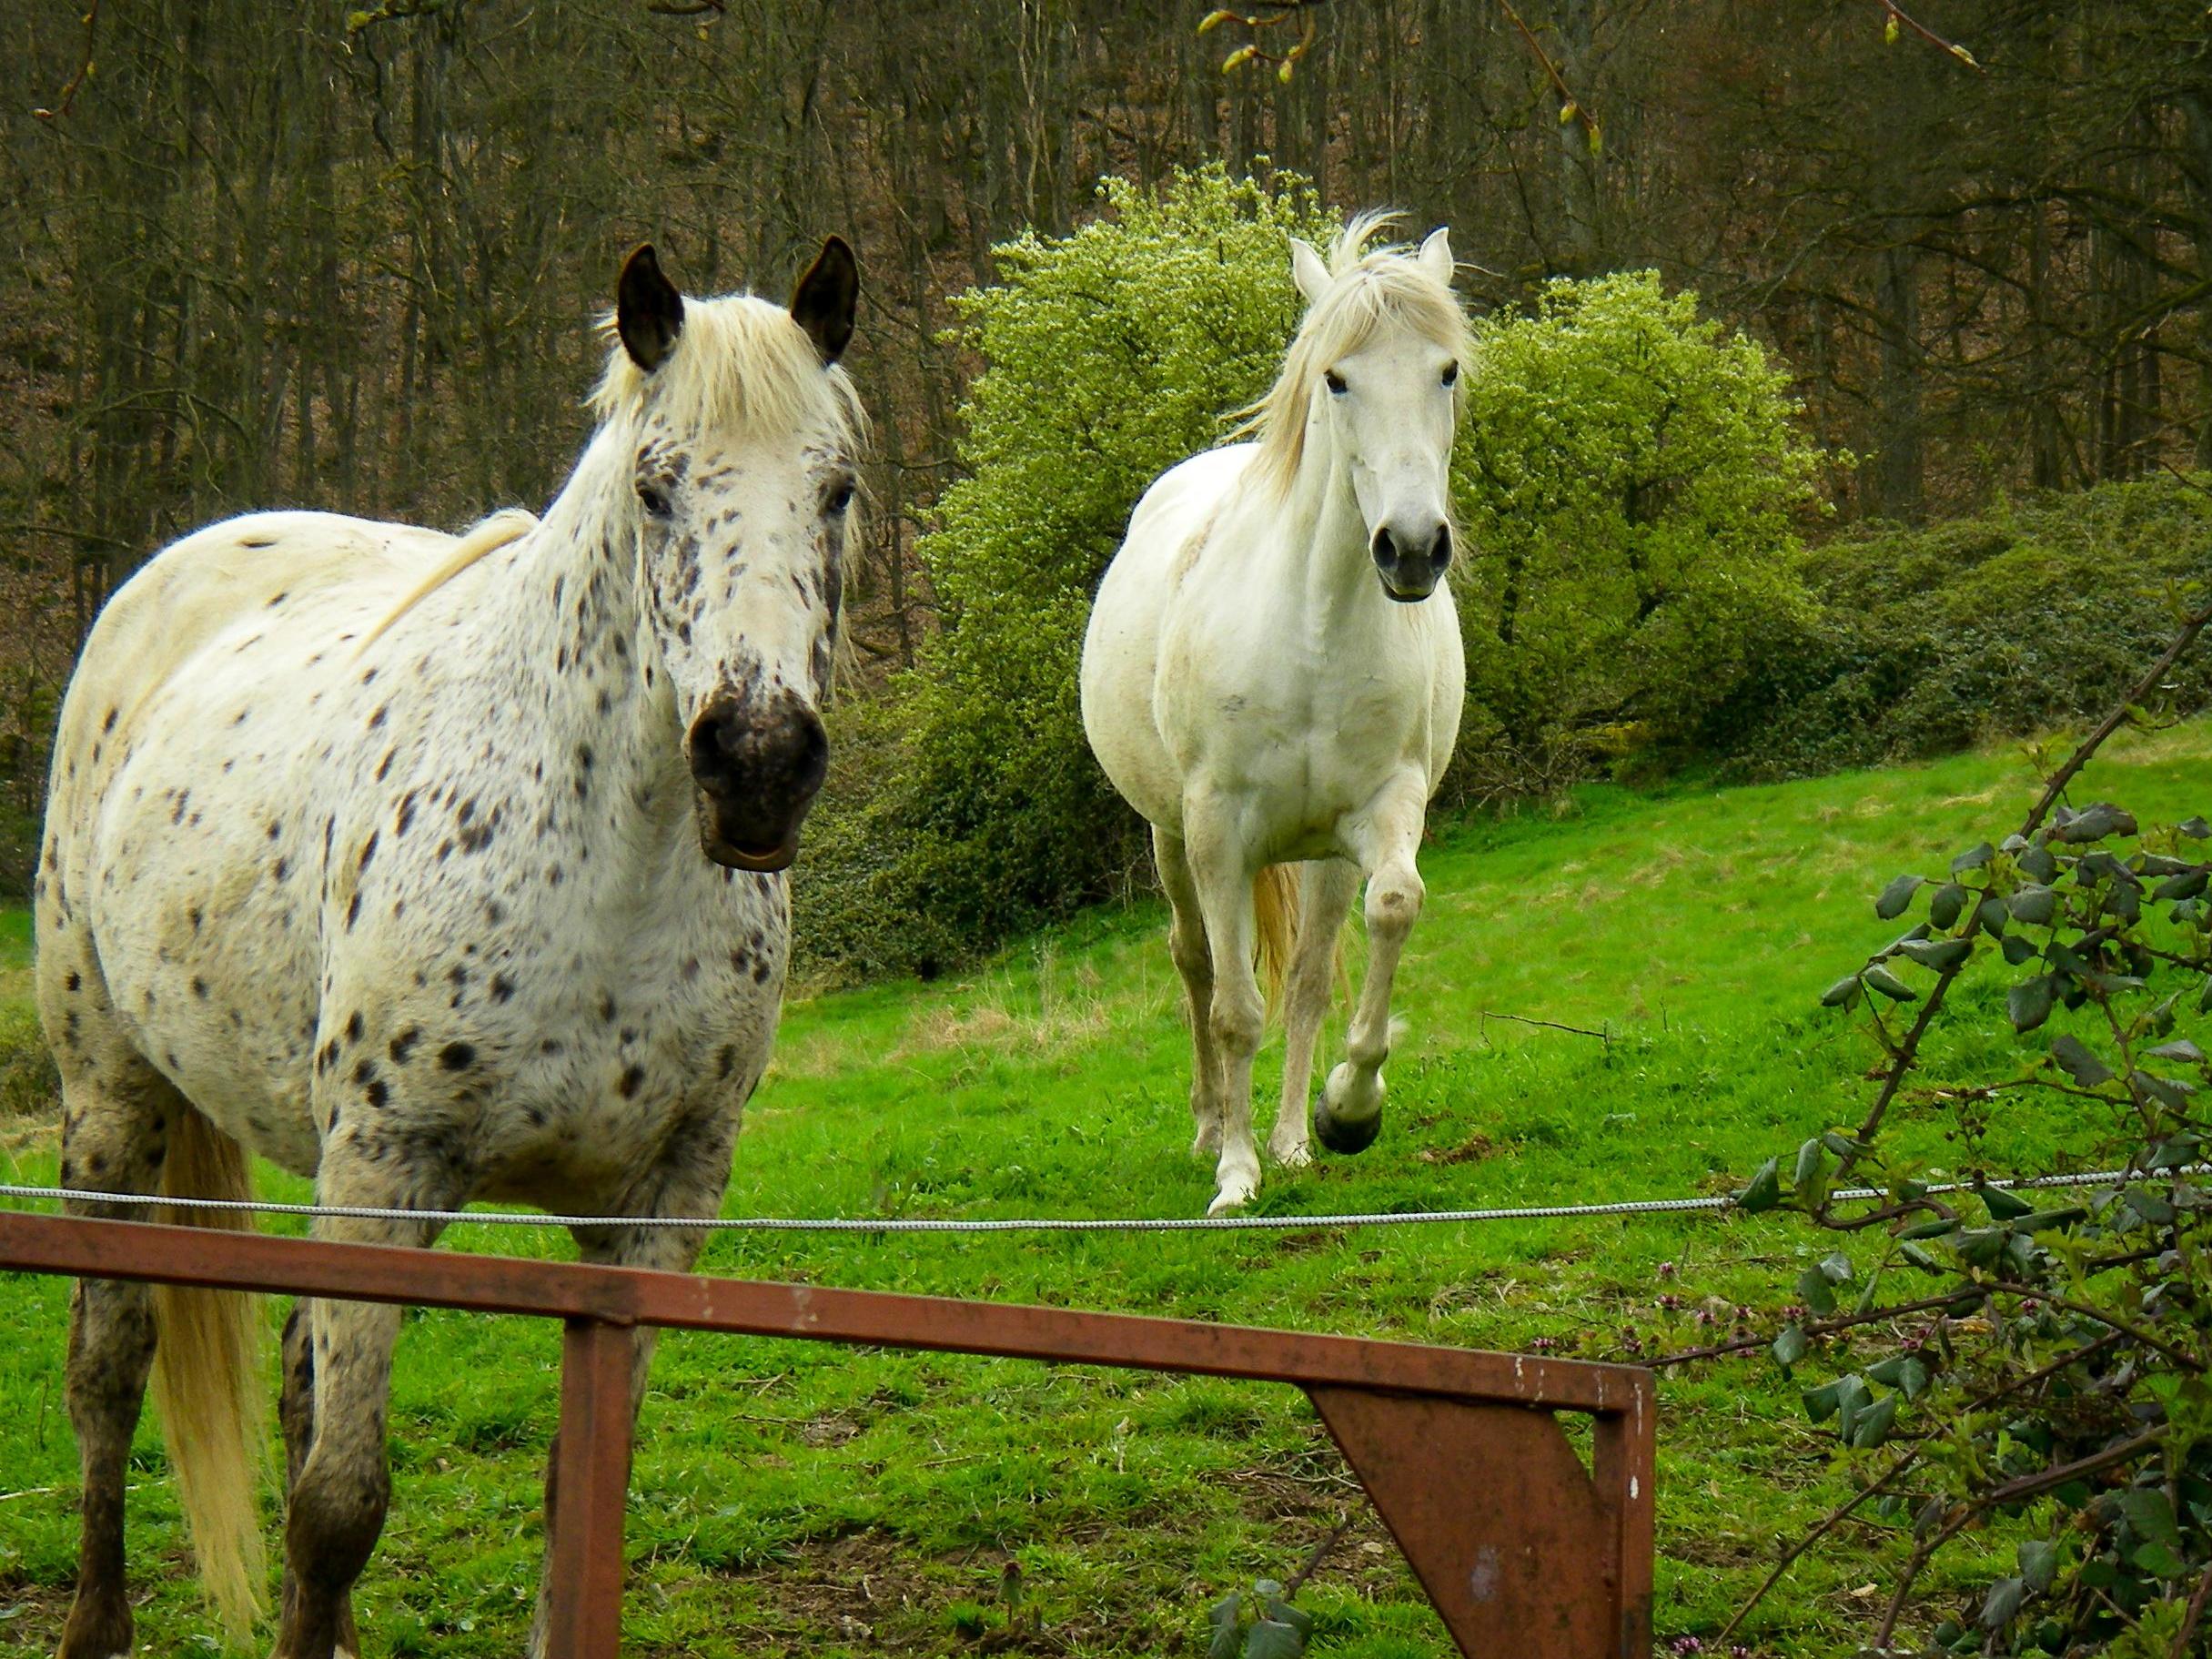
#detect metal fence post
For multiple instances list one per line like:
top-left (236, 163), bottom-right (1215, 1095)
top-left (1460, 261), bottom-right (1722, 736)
top-left (545, 1317), bottom-right (634, 1659)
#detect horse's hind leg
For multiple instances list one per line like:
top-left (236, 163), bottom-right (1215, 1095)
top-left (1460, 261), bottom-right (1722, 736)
top-left (1269, 859), bottom-right (1358, 1169)
top-left (50, 1061), bottom-right (179, 1659)
top-left (1318, 775), bottom-right (1430, 1155)
top-left (1153, 827), bottom-right (1225, 1158)
top-left (276, 1303), bottom-right (359, 1659)
top-left (1179, 806), bottom-right (1268, 1214)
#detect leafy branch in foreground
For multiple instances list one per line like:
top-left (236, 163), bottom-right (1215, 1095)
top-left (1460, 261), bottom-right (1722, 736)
top-left (1712, 591), bottom-right (2212, 1655)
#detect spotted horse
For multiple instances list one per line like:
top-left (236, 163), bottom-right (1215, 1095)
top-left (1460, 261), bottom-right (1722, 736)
top-left (34, 238), bottom-right (864, 1658)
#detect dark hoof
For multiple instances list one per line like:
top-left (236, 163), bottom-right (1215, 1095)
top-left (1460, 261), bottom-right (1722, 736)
top-left (1314, 1097), bottom-right (1381, 1156)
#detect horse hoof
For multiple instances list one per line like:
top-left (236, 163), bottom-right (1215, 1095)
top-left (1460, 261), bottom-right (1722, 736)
top-left (1207, 1178), bottom-right (1258, 1216)
top-left (1314, 1097), bottom-right (1381, 1156)
top-left (1270, 1139), bottom-right (1313, 1170)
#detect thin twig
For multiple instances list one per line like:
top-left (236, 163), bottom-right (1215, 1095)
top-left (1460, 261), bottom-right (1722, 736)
top-left (1653, 1290), bottom-right (1976, 1370)
top-left (34, 0), bottom-right (100, 121)
top-left (1284, 1515), bottom-right (1353, 1600)
top-left (1480, 1009), bottom-right (1610, 1042)
top-left (2170, 1555), bottom-right (2212, 1659)
top-left (1979, 1280), bottom-right (2203, 1373)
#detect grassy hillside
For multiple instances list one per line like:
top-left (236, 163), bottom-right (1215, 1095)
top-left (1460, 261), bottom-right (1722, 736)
top-left (3, 723), bottom-right (2207, 1656)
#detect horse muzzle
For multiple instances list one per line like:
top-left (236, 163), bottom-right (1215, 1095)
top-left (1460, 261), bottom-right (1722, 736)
top-left (686, 692), bottom-right (829, 873)
top-left (1372, 521), bottom-right (1452, 603)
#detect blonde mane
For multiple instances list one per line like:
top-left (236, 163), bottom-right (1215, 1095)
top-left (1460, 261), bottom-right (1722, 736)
top-left (361, 291), bottom-right (867, 653)
top-left (1236, 211), bottom-right (1472, 499)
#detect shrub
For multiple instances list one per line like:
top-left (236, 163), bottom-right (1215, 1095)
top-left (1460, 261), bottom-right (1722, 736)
top-left (1718, 478), bottom-right (2212, 779)
top-left (1446, 271), bottom-right (1824, 801)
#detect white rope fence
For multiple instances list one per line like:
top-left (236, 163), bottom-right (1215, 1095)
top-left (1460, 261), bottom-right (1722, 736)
top-left (0, 1165), bottom-right (2187, 1235)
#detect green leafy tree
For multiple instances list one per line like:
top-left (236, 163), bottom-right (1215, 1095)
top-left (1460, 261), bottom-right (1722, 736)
top-left (1449, 271), bottom-right (1826, 798)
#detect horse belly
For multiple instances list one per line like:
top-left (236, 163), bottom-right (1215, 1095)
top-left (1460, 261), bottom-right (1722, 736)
top-left (86, 735), bottom-right (326, 1173)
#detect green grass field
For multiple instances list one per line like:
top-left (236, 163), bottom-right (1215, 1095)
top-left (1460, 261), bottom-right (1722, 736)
top-left (4, 723), bottom-right (2206, 1656)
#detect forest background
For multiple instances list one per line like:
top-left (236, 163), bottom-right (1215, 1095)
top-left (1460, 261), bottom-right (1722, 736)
top-left (4, 0), bottom-right (2212, 974)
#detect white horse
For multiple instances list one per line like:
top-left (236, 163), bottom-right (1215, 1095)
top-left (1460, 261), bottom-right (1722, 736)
top-left (34, 239), bottom-right (863, 1659)
top-left (1080, 216), bottom-right (1469, 1216)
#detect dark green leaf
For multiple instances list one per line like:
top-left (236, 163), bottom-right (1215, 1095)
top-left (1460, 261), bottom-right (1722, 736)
top-left (2019, 845), bottom-right (2059, 883)
top-left (1980, 1575), bottom-right (2026, 1629)
top-left (1819, 974), bottom-right (1863, 1010)
top-left (1848, 1392), bottom-right (1898, 1448)
top-left (1794, 1137), bottom-right (1827, 1189)
top-left (1245, 1620), bottom-right (1307, 1659)
top-left (1796, 1267), bottom-right (1835, 1317)
top-left (2000, 935), bottom-right (2038, 965)
top-left (2017, 1541), bottom-right (2057, 1594)
top-left (1802, 1371), bottom-right (1846, 1421)
top-left (1864, 966), bottom-right (1917, 1002)
top-left (1875, 874), bottom-right (1924, 920)
top-left (2134, 1542), bottom-right (2189, 1580)
top-left (1979, 1181), bottom-right (2034, 1220)
top-left (1898, 1218), bottom-right (1958, 1239)
top-left (2148, 1038), bottom-right (2205, 1065)
top-left (1737, 1158), bottom-right (1783, 1213)
top-left (2180, 816), bottom-right (2212, 840)
top-left (2049, 1035), bottom-right (2115, 1087)
top-left (1901, 937), bottom-right (1974, 972)
top-left (2055, 803), bottom-right (2137, 844)
top-left (2155, 868), bottom-right (2209, 902)
top-left (1951, 843), bottom-right (1995, 875)
top-left (2008, 976), bottom-right (2055, 1032)
top-left (1928, 882), bottom-right (1969, 928)
top-left (1260, 1598), bottom-right (1312, 1640)
top-left (1772, 1322), bottom-right (1807, 1368)
top-left (1209, 1593), bottom-right (1243, 1659)
top-left (1975, 895), bottom-right (2010, 935)
top-left (2008, 885), bottom-right (2058, 925)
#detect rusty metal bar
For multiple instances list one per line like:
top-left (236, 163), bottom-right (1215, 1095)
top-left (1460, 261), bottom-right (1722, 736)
top-left (545, 1319), bottom-right (633, 1659)
top-left (1, 1208), bottom-right (1657, 1657)
top-left (0, 1209), bottom-right (1642, 1413)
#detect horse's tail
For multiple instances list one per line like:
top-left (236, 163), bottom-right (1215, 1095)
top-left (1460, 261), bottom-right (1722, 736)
top-left (151, 1108), bottom-right (268, 1640)
top-left (1252, 865), bottom-right (1300, 1013)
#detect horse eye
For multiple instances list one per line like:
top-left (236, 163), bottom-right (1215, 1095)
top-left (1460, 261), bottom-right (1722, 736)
top-left (1440, 362), bottom-right (1460, 389)
top-left (825, 481), bottom-right (855, 516)
top-left (1324, 370), bottom-right (1348, 396)
top-left (635, 481), bottom-right (672, 519)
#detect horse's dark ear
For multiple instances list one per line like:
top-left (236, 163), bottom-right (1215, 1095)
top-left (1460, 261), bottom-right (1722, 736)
top-left (790, 236), bottom-right (858, 366)
top-left (616, 244), bottom-right (684, 373)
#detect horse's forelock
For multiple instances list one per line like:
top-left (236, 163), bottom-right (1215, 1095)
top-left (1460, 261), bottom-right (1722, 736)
top-left (1236, 217), bottom-right (1471, 500)
top-left (590, 292), bottom-right (867, 457)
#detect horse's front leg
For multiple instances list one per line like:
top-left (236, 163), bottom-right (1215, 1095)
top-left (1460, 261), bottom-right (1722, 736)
top-left (1184, 804), bottom-right (1266, 1214)
top-left (527, 1111), bottom-right (742, 1659)
top-left (1318, 774), bottom-right (1431, 1156)
top-left (275, 1146), bottom-right (455, 1659)
top-left (1152, 827), bottom-right (1226, 1158)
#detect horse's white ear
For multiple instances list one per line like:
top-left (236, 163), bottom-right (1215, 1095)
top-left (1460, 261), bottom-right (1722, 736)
top-left (1289, 238), bottom-right (1331, 307)
top-left (1417, 227), bottom-right (1455, 287)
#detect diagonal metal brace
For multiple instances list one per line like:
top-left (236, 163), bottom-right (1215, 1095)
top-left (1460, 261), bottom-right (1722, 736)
top-left (1309, 1386), bottom-right (1653, 1658)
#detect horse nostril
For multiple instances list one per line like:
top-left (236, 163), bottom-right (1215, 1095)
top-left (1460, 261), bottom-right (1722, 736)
top-left (1430, 524), bottom-right (1453, 571)
top-left (1370, 526), bottom-right (1397, 566)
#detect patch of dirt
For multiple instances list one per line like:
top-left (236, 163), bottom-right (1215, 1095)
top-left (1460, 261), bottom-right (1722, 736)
top-left (1416, 1132), bottom-right (1497, 1167)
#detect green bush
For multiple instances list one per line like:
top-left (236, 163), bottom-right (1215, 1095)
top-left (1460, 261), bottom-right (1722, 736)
top-left (1717, 478), bottom-right (2212, 780)
top-left (1446, 271), bottom-right (1825, 800)
top-left (794, 165), bottom-right (1339, 981)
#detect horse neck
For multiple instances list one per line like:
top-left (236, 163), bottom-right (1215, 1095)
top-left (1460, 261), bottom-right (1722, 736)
top-left (1271, 414), bottom-right (1395, 632)
top-left (477, 429), bottom-right (704, 891)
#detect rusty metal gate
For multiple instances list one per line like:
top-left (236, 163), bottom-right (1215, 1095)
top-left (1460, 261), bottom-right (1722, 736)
top-left (0, 1209), bottom-right (1654, 1657)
